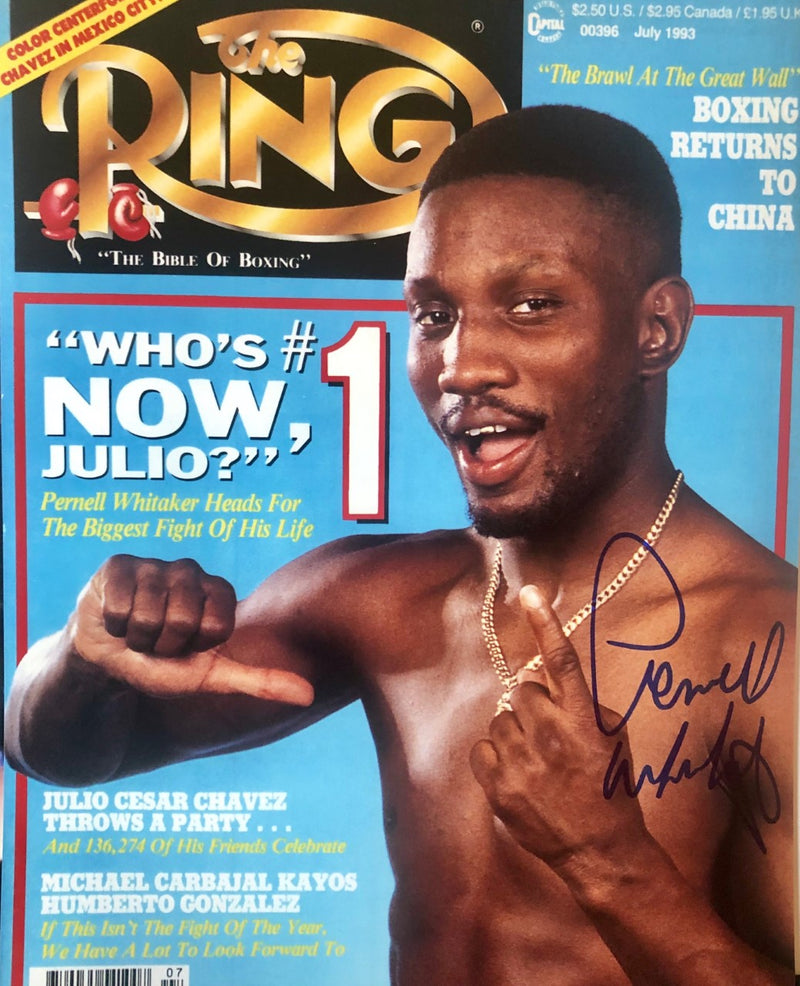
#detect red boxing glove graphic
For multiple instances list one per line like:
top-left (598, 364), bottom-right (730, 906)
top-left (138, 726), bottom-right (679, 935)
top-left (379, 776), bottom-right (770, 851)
top-left (109, 183), bottom-right (152, 241)
top-left (38, 177), bottom-right (79, 242)
top-left (29, 179), bottom-right (163, 260)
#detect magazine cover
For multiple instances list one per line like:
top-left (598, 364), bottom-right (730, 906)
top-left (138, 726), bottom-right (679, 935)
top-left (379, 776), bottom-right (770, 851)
top-left (1, 1), bottom-right (798, 984)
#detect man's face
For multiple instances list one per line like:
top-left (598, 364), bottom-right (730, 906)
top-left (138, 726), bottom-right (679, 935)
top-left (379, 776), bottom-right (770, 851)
top-left (404, 175), bottom-right (651, 538)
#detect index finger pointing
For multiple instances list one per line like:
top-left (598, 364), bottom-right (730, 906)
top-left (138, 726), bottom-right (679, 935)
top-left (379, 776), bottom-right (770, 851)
top-left (519, 585), bottom-right (592, 712)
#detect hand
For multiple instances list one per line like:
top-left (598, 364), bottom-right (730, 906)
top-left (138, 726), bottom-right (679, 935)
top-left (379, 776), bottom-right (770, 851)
top-left (69, 554), bottom-right (314, 706)
top-left (470, 584), bottom-right (646, 872)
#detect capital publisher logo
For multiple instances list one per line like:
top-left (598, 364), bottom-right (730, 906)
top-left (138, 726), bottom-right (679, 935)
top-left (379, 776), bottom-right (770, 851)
top-left (528, 0), bottom-right (565, 42)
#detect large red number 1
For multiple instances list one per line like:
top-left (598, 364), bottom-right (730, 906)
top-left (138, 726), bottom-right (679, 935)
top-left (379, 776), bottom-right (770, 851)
top-left (322, 322), bottom-right (388, 521)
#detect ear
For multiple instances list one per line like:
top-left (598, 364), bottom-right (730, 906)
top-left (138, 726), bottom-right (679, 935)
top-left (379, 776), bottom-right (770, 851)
top-left (637, 276), bottom-right (694, 377)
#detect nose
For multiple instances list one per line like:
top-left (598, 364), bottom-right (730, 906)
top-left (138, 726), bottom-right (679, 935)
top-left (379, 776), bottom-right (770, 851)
top-left (437, 318), bottom-right (516, 396)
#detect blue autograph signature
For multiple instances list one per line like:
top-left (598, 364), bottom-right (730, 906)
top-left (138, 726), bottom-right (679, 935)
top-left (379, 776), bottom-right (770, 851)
top-left (590, 534), bottom-right (783, 853)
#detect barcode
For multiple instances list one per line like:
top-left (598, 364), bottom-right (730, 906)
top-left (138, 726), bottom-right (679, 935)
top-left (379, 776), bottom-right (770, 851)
top-left (34, 971), bottom-right (151, 986)
top-left (30, 968), bottom-right (188, 986)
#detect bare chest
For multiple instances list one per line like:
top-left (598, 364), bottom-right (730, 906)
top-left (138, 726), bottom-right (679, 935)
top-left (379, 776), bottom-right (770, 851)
top-left (360, 598), bottom-right (778, 893)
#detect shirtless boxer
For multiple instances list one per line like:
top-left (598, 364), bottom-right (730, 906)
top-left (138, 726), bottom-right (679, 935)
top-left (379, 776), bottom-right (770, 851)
top-left (6, 106), bottom-right (796, 985)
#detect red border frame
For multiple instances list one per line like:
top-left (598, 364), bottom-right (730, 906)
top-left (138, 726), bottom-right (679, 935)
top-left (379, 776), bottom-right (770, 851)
top-left (10, 292), bottom-right (406, 986)
top-left (9, 294), bottom-right (795, 986)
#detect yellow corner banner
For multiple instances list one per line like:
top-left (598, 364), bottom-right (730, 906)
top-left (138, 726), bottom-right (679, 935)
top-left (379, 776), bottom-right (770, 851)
top-left (0, 0), bottom-right (181, 95)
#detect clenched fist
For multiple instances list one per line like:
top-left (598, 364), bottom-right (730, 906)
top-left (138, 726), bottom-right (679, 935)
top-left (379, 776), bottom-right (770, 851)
top-left (69, 554), bottom-right (313, 705)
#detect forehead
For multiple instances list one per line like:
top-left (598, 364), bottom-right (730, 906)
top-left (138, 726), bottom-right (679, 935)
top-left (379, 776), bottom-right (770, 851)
top-left (405, 175), bottom-right (628, 288)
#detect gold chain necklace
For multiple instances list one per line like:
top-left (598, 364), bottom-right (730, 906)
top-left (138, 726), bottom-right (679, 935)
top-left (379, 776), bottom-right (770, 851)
top-left (481, 471), bottom-right (684, 715)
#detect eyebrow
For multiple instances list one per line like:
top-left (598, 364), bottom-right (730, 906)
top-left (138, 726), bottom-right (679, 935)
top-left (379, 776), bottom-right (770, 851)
top-left (402, 275), bottom-right (442, 298)
top-left (404, 254), bottom-right (576, 296)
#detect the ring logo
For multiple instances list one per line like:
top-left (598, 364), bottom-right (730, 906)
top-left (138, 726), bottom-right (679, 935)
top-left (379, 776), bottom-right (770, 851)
top-left (38, 10), bottom-right (506, 242)
top-left (527, 1), bottom-right (566, 43)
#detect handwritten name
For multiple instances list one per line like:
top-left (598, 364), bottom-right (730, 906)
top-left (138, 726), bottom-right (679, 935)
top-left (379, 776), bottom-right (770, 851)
top-left (590, 534), bottom-right (784, 851)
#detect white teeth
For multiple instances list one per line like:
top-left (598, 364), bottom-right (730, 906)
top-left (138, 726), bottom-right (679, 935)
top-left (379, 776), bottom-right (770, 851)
top-left (464, 425), bottom-right (508, 437)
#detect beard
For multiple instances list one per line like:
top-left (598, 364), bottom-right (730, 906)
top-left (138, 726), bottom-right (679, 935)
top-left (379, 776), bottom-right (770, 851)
top-left (468, 468), bottom-right (600, 539)
top-left (466, 379), bottom-right (647, 541)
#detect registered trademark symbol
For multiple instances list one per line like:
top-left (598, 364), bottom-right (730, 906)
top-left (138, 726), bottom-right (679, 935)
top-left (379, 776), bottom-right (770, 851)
top-left (471, 19), bottom-right (485, 32)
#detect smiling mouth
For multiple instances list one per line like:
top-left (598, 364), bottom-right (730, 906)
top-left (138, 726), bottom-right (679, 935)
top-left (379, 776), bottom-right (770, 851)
top-left (438, 398), bottom-right (547, 484)
top-left (462, 424), bottom-right (527, 462)
top-left (447, 416), bottom-right (546, 489)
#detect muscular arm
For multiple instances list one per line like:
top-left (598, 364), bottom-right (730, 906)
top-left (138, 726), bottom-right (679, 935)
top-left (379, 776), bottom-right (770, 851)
top-left (5, 551), bottom-right (361, 786)
top-left (471, 585), bottom-right (795, 985)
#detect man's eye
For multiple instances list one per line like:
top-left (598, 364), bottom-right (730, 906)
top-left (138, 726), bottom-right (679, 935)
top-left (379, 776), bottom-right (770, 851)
top-left (509, 297), bottom-right (557, 314)
top-left (414, 308), bottom-right (453, 328)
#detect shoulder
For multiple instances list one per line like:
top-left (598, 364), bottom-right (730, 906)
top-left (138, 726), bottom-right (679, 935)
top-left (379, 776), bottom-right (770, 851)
top-left (236, 527), bottom-right (484, 644)
top-left (270, 527), bottom-right (480, 588)
top-left (669, 487), bottom-right (796, 717)
top-left (673, 486), bottom-right (796, 619)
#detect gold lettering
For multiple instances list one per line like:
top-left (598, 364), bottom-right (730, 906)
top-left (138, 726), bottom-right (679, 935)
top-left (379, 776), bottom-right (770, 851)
top-left (190, 73), bottom-right (226, 187)
top-left (38, 11), bottom-right (506, 242)
top-left (229, 73), bottom-right (334, 189)
top-left (338, 67), bottom-right (454, 194)
top-left (205, 29), bottom-right (305, 77)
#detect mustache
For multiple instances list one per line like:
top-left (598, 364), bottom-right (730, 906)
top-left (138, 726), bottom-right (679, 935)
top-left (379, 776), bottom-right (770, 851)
top-left (438, 394), bottom-right (548, 435)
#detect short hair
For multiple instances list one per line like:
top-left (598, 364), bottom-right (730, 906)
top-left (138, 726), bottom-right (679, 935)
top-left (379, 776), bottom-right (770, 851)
top-left (421, 105), bottom-right (682, 277)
